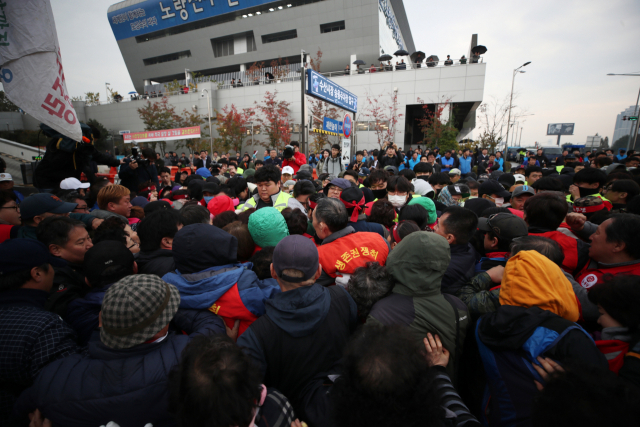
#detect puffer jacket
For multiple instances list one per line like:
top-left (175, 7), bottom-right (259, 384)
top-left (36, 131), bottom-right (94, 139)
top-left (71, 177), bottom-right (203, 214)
top-left (368, 232), bottom-right (469, 380)
top-left (14, 309), bottom-right (225, 427)
top-left (322, 155), bottom-right (343, 177)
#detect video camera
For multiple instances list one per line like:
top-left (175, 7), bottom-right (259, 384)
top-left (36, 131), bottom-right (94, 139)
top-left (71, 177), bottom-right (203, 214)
top-left (129, 147), bottom-right (150, 167)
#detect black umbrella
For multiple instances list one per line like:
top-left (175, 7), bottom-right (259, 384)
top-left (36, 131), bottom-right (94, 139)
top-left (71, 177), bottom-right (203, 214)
top-left (378, 54), bottom-right (393, 62)
top-left (426, 55), bottom-right (439, 67)
top-left (410, 51), bottom-right (425, 63)
top-left (353, 59), bottom-right (366, 65)
top-left (394, 49), bottom-right (409, 56)
top-left (472, 45), bottom-right (487, 55)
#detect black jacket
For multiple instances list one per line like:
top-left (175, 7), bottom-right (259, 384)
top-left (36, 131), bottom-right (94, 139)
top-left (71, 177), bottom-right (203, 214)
top-left (377, 151), bottom-right (403, 168)
top-left (46, 263), bottom-right (89, 319)
top-left (136, 249), bottom-right (176, 277)
top-left (534, 154), bottom-right (550, 168)
top-left (193, 157), bottom-right (210, 169)
top-left (118, 158), bottom-right (160, 193)
top-left (441, 244), bottom-right (477, 295)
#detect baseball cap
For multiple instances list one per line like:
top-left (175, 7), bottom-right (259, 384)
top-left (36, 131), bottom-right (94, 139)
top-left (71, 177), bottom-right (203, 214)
top-left (447, 184), bottom-right (470, 198)
top-left (512, 185), bottom-right (536, 198)
top-left (498, 173), bottom-right (516, 188)
top-left (573, 196), bottom-right (605, 214)
top-left (100, 274), bottom-right (181, 349)
top-left (514, 174), bottom-right (526, 183)
top-left (60, 177), bottom-right (90, 190)
top-left (323, 178), bottom-right (352, 194)
top-left (294, 169), bottom-right (313, 180)
top-left (383, 165), bottom-right (399, 175)
top-left (20, 193), bottom-right (77, 219)
top-left (0, 173), bottom-right (12, 182)
top-left (449, 168), bottom-right (461, 176)
top-left (84, 241), bottom-right (135, 287)
top-left (478, 180), bottom-right (511, 199)
top-left (358, 167), bottom-right (370, 176)
top-left (282, 166), bottom-right (295, 175)
top-left (478, 213), bottom-right (528, 240)
top-left (272, 235), bottom-right (319, 283)
top-left (202, 182), bottom-right (218, 194)
top-left (0, 238), bottom-right (66, 275)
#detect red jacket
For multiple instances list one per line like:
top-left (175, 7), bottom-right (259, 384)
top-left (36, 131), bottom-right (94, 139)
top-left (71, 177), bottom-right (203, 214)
top-left (575, 259), bottom-right (640, 289)
top-left (318, 232), bottom-right (389, 279)
top-left (282, 151), bottom-right (307, 174)
top-left (529, 230), bottom-right (581, 274)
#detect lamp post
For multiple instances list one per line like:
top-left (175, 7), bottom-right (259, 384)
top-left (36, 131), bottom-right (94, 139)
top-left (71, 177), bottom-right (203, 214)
top-left (201, 89), bottom-right (213, 154)
top-left (519, 126), bottom-right (523, 146)
top-left (607, 73), bottom-right (640, 151)
top-left (505, 62), bottom-right (530, 150)
top-left (105, 83), bottom-right (110, 104)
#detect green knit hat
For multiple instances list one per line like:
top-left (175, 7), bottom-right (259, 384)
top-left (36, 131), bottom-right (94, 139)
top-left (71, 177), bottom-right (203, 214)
top-left (407, 197), bottom-right (437, 225)
top-left (248, 207), bottom-right (290, 248)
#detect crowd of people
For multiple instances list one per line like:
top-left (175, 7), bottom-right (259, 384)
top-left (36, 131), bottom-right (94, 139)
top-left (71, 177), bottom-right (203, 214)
top-left (2, 126), bottom-right (640, 427)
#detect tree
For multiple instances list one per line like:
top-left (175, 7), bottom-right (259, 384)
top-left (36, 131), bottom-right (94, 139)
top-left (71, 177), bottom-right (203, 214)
top-left (254, 91), bottom-right (291, 150)
top-left (307, 48), bottom-right (340, 153)
top-left (0, 91), bottom-right (19, 112)
top-left (360, 91), bottom-right (403, 149)
top-left (213, 104), bottom-right (254, 154)
top-left (417, 98), bottom-right (459, 151)
top-left (476, 93), bottom-right (529, 151)
top-left (164, 79), bottom-right (182, 94)
top-left (175, 106), bottom-right (210, 154)
top-left (137, 96), bottom-right (180, 153)
top-left (84, 92), bottom-right (100, 106)
top-left (612, 135), bottom-right (629, 151)
top-left (270, 57), bottom-right (290, 81)
top-left (86, 119), bottom-right (110, 152)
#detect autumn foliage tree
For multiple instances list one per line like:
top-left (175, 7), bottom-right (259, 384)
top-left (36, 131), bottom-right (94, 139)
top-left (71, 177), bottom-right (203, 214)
top-left (417, 98), bottom-right (459, 151)
top-left (137, 96), bottom-right (180, 153)
top-left (361, 91), bottom-right (403, 149)
top-left (214, 104), bottom-right (254, 154)
top-left (254, 91), bottom-right (291, 150)
top-left (176, 106), bottom-right (209, 154)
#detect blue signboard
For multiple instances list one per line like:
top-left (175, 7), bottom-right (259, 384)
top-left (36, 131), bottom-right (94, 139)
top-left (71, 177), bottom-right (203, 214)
top-left (323, 117), bottom-right (343, 134)
top-left (108, 0), bottom-right (281, 41)
top-left (307, 69), bottom-right (358, 114)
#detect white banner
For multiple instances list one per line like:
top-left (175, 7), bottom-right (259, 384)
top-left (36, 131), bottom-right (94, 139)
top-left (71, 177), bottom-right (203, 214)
top-left (0, 0), bottom-right (82, 142)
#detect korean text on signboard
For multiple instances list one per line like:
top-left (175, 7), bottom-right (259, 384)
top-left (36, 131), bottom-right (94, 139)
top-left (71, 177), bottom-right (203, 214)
top-left (546, 123), bottom-right (575, 136)
top-left (307, 69), bottom-right (358, 114)
top-left (123, 126), bottom-right (201, 143)
top-left (323, 117), bottom-right (343, 134)
top-left (108, 0), bottom-right (281, 41)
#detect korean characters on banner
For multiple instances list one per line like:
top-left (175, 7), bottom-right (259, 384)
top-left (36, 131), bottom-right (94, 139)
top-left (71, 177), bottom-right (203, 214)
top-left (0, 0), bottom-right (82, 142)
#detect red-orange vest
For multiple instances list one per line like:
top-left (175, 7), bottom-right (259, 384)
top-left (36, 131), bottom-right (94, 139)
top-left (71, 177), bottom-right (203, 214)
top-left (575, 260), bottom-right (640, 289)
top-left (529, 231), bottom-right (578, 273)
top-left (318, 232), bottom-right (389, 279)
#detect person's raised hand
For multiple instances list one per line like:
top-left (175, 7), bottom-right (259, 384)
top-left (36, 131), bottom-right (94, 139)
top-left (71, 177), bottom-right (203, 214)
top-left (28, 409), bottom-right (52, 427)
top-left (486, 265), bottom-right (505, 283)
top-left (568, 184), bottom-right (580, 200)
top-left (532, 356), bottom-right (565, 391)
top-left (565, 212), bottom-right (587, 231)
top-left (225, 319), bottom-right (240, 343)
top-left (129, 160), bottom-right (139, 170)
top-left (423, 333), bottom-right (450, 367)
top-left (91, 218), bottom-right (104, 230)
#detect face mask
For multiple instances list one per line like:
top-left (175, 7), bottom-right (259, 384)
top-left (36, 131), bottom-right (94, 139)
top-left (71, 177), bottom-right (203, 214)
top-left (371, 188), bottom-right (387, 200)
top-left (578, 186), bottom-right (596, 198)
top-left (493, 197), bottom-right (504, 207)
top-left (388, 195), bottom-right (406, 208)
top-left (203, 196), bottom-right (213, 204)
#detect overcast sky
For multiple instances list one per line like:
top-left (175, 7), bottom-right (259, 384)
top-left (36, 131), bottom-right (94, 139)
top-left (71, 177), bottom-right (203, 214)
top-left (51, 0), bottom-right (640, 147)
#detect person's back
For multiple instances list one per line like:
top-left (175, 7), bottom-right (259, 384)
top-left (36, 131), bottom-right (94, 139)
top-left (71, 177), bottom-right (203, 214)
top-left (238, 235), bottom-right (358, 425)
top-left (136, 209), bottom-right (181, 277)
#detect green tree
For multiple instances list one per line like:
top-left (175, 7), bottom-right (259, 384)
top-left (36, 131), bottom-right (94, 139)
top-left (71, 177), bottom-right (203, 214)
top-left (0, 91), bottom-right (19, 112)
top-left (175, 106), bottom-right (210, 154)
top-left (136, 96), bottom-right (179, 153)
top-left (417, 99), bottom-right (459, 151)
top-left (84, 92), bottom-right (101, 106)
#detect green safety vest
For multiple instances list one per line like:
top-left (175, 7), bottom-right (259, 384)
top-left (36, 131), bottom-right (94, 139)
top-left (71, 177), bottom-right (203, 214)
top-left (556, 165), bottom-right (564, 173)
top-left (237, 167), bottom-right (244, 175)
top-left (241, 191), bottom-right (292, 212)
top-left (566, 193), bottom-right (610, 203)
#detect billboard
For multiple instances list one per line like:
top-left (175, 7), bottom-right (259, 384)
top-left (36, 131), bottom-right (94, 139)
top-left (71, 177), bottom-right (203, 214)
top-left (307, 69), bottom-right (358, 113)
top-left (108, 0), bottom-right (281, 41)
top-left (547, 123), bottom-right (574, 136)
top-left (124, 126), bottom-right (201, 143)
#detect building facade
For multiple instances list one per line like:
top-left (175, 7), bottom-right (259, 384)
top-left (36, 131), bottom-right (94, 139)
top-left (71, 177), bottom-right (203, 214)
top-left (612, 105), bottom-right (639, 147)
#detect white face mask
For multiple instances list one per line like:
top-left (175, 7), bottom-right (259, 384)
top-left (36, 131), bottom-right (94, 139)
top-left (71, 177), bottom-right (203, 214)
top-left (494, 197), bottom-right (504, 207)
top-left (388, 195), bottom-right (406, 208)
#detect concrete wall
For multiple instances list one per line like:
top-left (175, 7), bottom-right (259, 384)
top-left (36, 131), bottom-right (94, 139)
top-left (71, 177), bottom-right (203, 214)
top-left (81, 63), bottom-right (486, 155)
top-left (0, 138), bottom-right (44, 160)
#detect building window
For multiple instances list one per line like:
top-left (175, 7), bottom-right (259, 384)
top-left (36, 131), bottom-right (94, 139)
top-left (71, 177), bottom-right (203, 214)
top-left (356, 121), bottom-right (369, 131)
top-left (247, 34), bottom-right (257, 52)
top-left (320, 20), bottom-right (345, 33)
top-left (143, 50), bottom-right (191, 66)
top-left (213, 37), bottom-right (234, 58)
top-left (261, 29), bottom-right (297, 44)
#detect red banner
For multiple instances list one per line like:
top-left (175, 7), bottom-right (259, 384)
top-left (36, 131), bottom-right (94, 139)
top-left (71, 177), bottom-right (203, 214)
top-left (123, 126), bottom-right (201, 143)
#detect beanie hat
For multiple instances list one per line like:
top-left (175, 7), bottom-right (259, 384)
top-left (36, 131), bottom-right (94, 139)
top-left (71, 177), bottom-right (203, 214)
top-left (407, 196), bottom-right (437, 224)
top-left (248, 207), bottom-right (289, 248)
top-left (208, 194), bottom-right (235, 216)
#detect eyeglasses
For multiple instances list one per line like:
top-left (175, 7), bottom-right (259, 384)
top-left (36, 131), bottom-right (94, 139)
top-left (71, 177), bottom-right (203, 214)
top-left (486, 213), bottom-right (503, 237)
top-left (0, 205), bottom-right (19, 211)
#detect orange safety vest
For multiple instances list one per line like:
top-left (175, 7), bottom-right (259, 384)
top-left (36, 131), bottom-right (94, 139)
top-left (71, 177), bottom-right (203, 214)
top-left (318, 232), bottom-right (389, 279)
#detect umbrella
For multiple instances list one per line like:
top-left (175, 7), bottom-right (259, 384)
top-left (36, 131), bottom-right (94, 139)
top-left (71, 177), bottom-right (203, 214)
top-left (128, 91), bottom-right (137, 94)
top-left (472, 45), bottom-right (487, 55)
top-left (353, 59), bottom-right (366, 65)
top-left (426, 55), bottom-right (439, 67)
top-left (410, 51), bottom-right (425, 63)
top-left (394, 49), bottom-right (409, 56)
top-left (378, 54), bottom-right (393, 62)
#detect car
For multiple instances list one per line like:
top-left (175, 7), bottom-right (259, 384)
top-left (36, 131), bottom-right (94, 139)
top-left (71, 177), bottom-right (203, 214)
top-left (541, 147), bottom-right (563, 165)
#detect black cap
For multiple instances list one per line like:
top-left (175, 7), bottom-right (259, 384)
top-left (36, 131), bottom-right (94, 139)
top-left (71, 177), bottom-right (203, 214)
top-left (498, 173), bottom-right (516, 187)
top-left (202, 182), bottom-right (218, 194)
top-left (477, 213), bottom-right (528, 240)
top-left (84, 241), bottom-right (135, 286)
top-left (478, 180), bottom-right (511, 199)
top-left (294, 170), bottom-right (313, 180)
top-left (447, 184), bottom-right (470, 198)
top-left (0, 238), bottom-right (66, 275)
top-left (272, 235), bottom-right (319, 283)
top-left (20, 193), bottom-right (77, 219)
top-left (144, 200), bottom-right (172, 215)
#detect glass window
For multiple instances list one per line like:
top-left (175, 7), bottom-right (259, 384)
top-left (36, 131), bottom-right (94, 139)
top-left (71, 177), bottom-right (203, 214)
top-left (262, 29), bottom-right (297, 44)
top-left (356, 121), bottom-right (368, 131)
top-left (212, 37), bottom-right (234, 58)
top-left (320, 21), bottom-right (346, 33)
top-left (143, 50), bottom-right (191, 66)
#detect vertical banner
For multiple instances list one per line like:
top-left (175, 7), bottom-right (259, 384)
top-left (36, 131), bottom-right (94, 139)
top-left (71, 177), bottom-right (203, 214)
top-left (0, 0), bottom-right (82, 142)
top-left (342, 138), bottom-right (351, 165)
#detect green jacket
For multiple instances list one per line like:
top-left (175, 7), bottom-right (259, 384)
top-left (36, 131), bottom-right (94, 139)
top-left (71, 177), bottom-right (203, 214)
top-left (367, 232), bottom-right (469, 380)
top-left (456, 272), bottom-right (501, 322)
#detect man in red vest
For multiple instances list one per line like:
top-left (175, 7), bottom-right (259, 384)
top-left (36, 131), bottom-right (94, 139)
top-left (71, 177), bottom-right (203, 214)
top-left (566, 213), bottom-right (640, 289)
top-left (313, 198), bottom-right (389, 287)
top-left (525, 193), bottom-right (590, 275)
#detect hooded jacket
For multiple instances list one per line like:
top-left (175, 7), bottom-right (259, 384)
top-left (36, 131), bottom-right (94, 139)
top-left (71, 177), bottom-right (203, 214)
top-left (238, 284), bottom-right (357, 423)
top-left (322, 155), bottom-right (344, 177)
top-left (368, 232), bottom-right (469, 379)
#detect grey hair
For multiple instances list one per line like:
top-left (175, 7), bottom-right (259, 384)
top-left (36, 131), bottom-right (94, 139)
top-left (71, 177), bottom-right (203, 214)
top-left (315, 197), bottom-right (348, 233)
top-left (509, 235), bottom-right (565, 267)
top-left (347, 262), bottom-right (394, 320)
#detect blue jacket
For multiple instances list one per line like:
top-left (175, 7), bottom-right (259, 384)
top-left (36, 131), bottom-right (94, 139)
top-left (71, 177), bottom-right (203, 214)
top-left (440, 156), bottom-right (455, 172)
top-left (14, 309), bottom-right (225, 427)
top-left (496, 157), bottom-right (504, 171)
top-left (408, 157), bottom-right (421, 170)
top-left (66, 284), bottom-right (116, 344)
top-left (458, 156), bottom-right (473, 174)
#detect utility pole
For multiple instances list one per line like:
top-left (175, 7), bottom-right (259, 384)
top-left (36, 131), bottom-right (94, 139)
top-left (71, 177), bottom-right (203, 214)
top-left (300, 50), bottom-right (307, 158)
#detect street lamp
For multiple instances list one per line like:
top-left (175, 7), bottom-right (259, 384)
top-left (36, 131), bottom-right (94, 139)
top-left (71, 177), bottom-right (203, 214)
top-left (505, 62), bottom-right (530, 150)
top-left (607, 73), bottom-right (640, 151)
top-left (201, 89), bottom-right (213, 154)
top-left (105, 83), bottom-right (110, 103)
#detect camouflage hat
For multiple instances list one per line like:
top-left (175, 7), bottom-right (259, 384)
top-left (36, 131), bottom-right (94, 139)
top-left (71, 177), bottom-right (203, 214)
top-left (100, 274), bottom-right (180, 349)
top-left (573, 196), bottom-right (605, 214)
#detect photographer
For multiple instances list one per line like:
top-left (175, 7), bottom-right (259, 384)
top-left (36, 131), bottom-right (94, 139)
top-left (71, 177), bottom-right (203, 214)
top-left (118, 147), bottom-right (160, 194)
top-left (282, 141), bottom-right (307, 175)
top-left (377, 141), bottom-right (403, 169)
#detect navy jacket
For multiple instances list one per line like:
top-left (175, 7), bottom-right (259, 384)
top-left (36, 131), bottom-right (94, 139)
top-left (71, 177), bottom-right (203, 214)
top-left (65, 283), bottom-right (116, 345)
top-left (14, 309), bottom-right (225, 427)
top-left (0, 289), bottom-right (81, 424)
top-left (136, 249), bottom-right (176, 278)
top-left (441, 243), bottom-right (477, 295)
